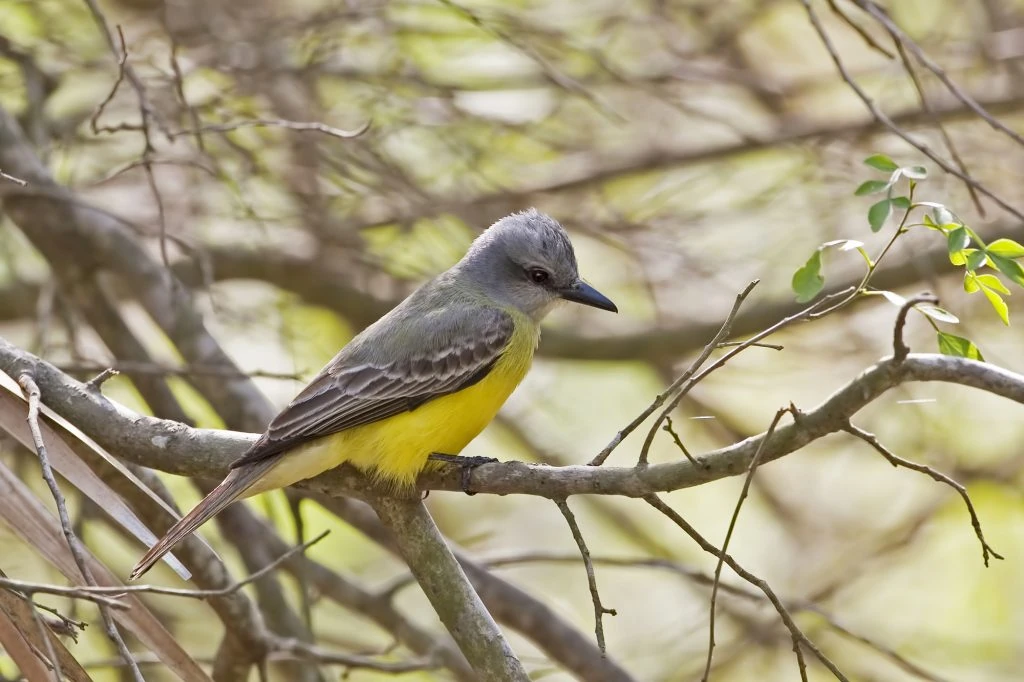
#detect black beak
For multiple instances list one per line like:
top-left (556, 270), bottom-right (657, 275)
top-left (559, 281), bottom-right (618, 313)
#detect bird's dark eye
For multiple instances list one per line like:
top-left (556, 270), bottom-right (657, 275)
top-left (527, 268), bottom-right (550, 284)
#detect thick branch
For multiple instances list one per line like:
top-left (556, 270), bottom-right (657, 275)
top-left (3, 338), bottom-right (1023, 500)
top-left (368, 496), bottom-right (529, 682)
top-left (317, 496), bottom-right (636, 682)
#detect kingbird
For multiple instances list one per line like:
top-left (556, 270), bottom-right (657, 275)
top-left (130, 209), bottom-right (616, 579)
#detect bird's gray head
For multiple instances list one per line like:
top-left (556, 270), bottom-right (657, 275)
top-left (455, 209), bottom-right (617, 321)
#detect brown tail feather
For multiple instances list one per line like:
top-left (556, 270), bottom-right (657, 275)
top-left (129, 461), bottom-right (277, 581)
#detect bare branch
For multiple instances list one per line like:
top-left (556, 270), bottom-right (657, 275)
top-left (16, 373), bottom-right (144, 682)
top-left (662, 415), bottom-right (698, 467)
top-left (554, 498), bottom-right (616, 653)
top-left (843, 422), bottom-right (1002, 566)
top-left (477, 551), bottom-right (952, 682)
top-left (644, 493), bottom-right (846, 681)
top-left (266, 636), bottom-right (438, 673)
top-left (83, 368), bottom-right (119, 393)
top-left (892, 293), bottom-right (939, 363)
top-left (0, 532), bottom-right (328, 602)
top-left (320, 496), bottom-right (636, 682)
top-left (591, 279), bottom-right (759, 466)
top-left (5, 338), bottom-right (1024, 505)
top-left (368, 495), bottom-right (530, 681)
top-left (170, 118), bottom-right (370, 140)
top-left (800, 0), bottom-right (1024, 222)
top-left (703, 407), bottom-right (791, 681)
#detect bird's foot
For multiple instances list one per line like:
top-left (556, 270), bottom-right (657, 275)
top-left (428, 453), bottom-right (498, 495)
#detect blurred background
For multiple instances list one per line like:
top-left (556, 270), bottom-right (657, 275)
top-left (1, 0), bottom-right (1024, 680)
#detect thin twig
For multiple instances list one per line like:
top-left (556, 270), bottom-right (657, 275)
top-left (87, 25), bottom-right (128, 136)
top-left (555, 498), bottom-right (616, 653)
top-left (856, 0), bottom-right (1024, 150)
top-left (165, 31), bottom-right (205, 152)
top-left (81, 18), bottom-right (173, 267)
top-left (268, 636), bottom-right (439, 673)
top-left (16, 373), bottom-right (145, 682)
top-left (0, 531), bottom-right (330, 602)
top-left (799, 0), bottom-right (1024, 223)
top-left (590, 280), bottom-right (760, 466)
top-left (82, 2), bottom-right (169, 139)
top-left (892, 38), bottom-right (984, 216)
top-left (892, 293), bottom-right (938, 363)
top-left (825, 0), bottom-right (895, 58)
top-left (703, 406), bottom-right (791, 682)
top-left (28, 599), bottom-right (63, 681)
top-left (170, 119), bottom-right (371, 141)
top-left (843, 422), bottom-right (1002, 566)
top-left (636, 286), bottom-right (853, 465)
top-left (1, 583), bottom-right (127, 610)
top-left (662, 416), bottom-right (698, 467)
top-left (644, 494), bottom-right (851, 682)
top-left (32, 602), bottom-right (88, 642)
top-left (478, 552), bottom-right (951, 682)
top-left (83, 368), bottom-right (119, 392)
top-left (60, 361), bottom-right (303, 381)
top-left (716, 341), bottom-right (784, 351)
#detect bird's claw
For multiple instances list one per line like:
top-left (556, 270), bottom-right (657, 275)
top-left (428, 453), bottom-right (498, 495)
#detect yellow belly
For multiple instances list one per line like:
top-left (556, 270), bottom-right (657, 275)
top-left (248, 322), bottom-right (537, 493)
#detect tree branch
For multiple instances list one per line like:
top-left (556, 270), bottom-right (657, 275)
top-left (367, 495), bottom-right (530, 681)
top-left (3, 338), bottom-right (1023, 506)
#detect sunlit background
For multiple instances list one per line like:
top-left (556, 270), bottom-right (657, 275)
top-left (2, 0), bottom-right (1024, 680)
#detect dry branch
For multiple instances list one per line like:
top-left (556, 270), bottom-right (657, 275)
top-left (3, 339), bottom-right (1021, 510)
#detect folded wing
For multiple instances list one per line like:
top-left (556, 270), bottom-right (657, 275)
top-left (231, 305), bottom-right (514, 468)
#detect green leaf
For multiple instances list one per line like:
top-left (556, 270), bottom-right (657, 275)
top-left (868, 199), bottom-right (892, 232)
top-left (947, 226), bottom-right (970, 254)
top-left (901, 165), bottom-right (928, 180)
top-left (981, 286), bottom-right (1010, 325)
top-left (864, 154), bottom-right (899, 172)
top-left (916, 305), bottom-right (959, 324)
top-left (792, 250), bottom-right (824, 303)
top-left (976, 274), bottom-right (1011, 295)
top-left (854, 180), bottom-right (891, 196)
top-left (936, 332), bottom-right (984, 361)
top-left (987, 238), bottom-right (1024, 259)
top-left (890, 196), bottom-right (912, 210)
top-left (964, 272), bottom-right (979, 293)
top-left (989, 253), bottom-right (1024, 287)
top-left (950, 248), bottom-right (976, 266)
top-left (966, 250), bottom-right (988, 271)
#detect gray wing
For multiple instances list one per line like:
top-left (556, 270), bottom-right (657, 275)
top-left (231, 304), bottom-right (514, 468)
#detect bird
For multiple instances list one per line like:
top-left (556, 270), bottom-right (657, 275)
top-left (130, 209), bottom-right (617, 580)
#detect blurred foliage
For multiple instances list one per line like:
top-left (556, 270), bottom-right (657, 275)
top-left (1, 0), bottom-right (1024, 680)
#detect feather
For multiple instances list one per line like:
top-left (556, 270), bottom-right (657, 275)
top-left (231, 306), bottom-right (514, 468)
top-left (128, 460), bottom-right (277, 581)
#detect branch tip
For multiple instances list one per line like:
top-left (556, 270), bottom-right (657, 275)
top-left (893, 293), bottom-right (939, 363)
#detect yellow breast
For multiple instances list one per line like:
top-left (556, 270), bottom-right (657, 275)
top-left (249, 316), bottom-right (539, 493)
